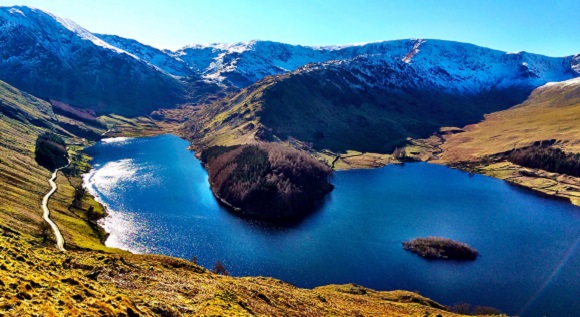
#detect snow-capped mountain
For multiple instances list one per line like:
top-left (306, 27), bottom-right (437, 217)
top-left (171, 40), bottom-right (416, 87)
top-left (186, 40), bottom-right (579, 153)
top-left (0, 6), bottom-right (187, 116)
top-left (172, 41), bottom-right (341, 87)
top-left (299, 39), bottom-right (578, 94)
top-left (171, 39), bottom-right (579, 88)
top-left (0, 5), bottom-right (577, 119)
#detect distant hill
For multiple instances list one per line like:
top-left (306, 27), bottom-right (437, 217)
top-left (434, 77), bottom-right (580, 206)
top-left (184, 39), bottom-right (579, 153)
top-left (438, 77), bottom-right (580, 161)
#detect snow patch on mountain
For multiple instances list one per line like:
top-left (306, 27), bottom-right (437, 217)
top-left (289, 39), bottom-right (577, 97)
top-left (8, 8), bottom-right (25, 16)
top-left (170, 39), bottom-right (418, 86)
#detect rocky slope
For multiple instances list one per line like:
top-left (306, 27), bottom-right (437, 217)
top-left (184, 40), bottom-right (579, 154)
top-left (0, 6), bottom-right (187, 116)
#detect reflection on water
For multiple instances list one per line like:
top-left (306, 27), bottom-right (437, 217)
top-left (84, 134), bottom-right (580, 317)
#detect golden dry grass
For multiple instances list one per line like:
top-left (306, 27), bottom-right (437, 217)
top-left (438, 78), bottom-right (580, 163)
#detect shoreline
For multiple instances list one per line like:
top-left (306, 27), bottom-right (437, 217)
top-left (81, 151), bottom-right (146, 254)
top-left (439, 160), bottom-right (580, 207)
top-left (83, 133), bottom-right (579, 256)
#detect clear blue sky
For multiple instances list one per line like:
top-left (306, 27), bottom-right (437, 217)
top-left (3, 0), bottom-right (579, 56)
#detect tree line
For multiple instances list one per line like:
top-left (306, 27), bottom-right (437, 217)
top-left (508, 144), bottom-right (580, 177)
top-left (35, 131), bottom-right (68, 170)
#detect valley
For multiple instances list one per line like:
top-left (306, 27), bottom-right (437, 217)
top-left (0, 4), bottom-right (579, 316)
top-left (0, 77), bottom-right (483, 316)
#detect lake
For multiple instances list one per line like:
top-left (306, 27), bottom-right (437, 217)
top-left (83, 134), bottom-right (580, 317)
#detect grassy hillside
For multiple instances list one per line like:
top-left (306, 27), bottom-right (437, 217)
top-left (0, 80), bottom-right (117, 251)
top-left (183, 59), bottom-right (533, 156)
top-left (434, 78), bottom-right (580, 205)
top-left (0, 225), bottom-right (482, 317)
top-left (438, 78), bottom-right (580, 161)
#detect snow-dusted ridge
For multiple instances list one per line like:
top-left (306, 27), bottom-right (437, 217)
top-left (168, 38), bottom-right (579, 88)
top-left (94, 33), bottom-right (194, 77)
top-left (0, 6), bottom-right (138, 59)
top-left (0, 5), bottom-right (199, 78)
top-left (0, 5), bottom-right (578, 94)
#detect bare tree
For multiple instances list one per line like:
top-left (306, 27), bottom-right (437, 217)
top-left (212, 260), bottom-right (229, 276)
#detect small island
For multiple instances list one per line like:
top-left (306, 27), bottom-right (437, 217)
top-left (402, 237), bottom-right (479, 261)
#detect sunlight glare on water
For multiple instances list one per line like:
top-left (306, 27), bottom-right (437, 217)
top-left (83, 158), bottom-right (153, 253)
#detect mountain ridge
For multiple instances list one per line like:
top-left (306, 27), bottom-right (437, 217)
top-left (3, 4), bottom-right (576, 114)
top-left (184, 40), bottom-right (578, 153)
top-left (0, 5), bottom-right (188, 116)
top-left (94, 33), bottom-right (196, 77)
top-left (170, 38), bottom-right (579, 87)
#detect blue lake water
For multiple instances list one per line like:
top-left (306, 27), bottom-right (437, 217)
top-left (83, 134), bottom-right (580, 317)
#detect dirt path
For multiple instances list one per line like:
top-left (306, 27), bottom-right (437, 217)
top-left (41, 161), bottom-right (69, 251)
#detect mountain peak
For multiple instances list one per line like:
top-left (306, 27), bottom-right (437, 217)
top-left (0, 5), bottom-right (135, 58)
top-left (0, 5), bottom-right (188, 116)
top-left (179, 40), bottom-right (265, 53)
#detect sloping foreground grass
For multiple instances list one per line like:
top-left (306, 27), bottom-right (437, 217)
top-left (0, 225), bottom-right (483, 316)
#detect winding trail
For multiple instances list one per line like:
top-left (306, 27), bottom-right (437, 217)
top-left (41, 160), bottom-right (70, 251)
